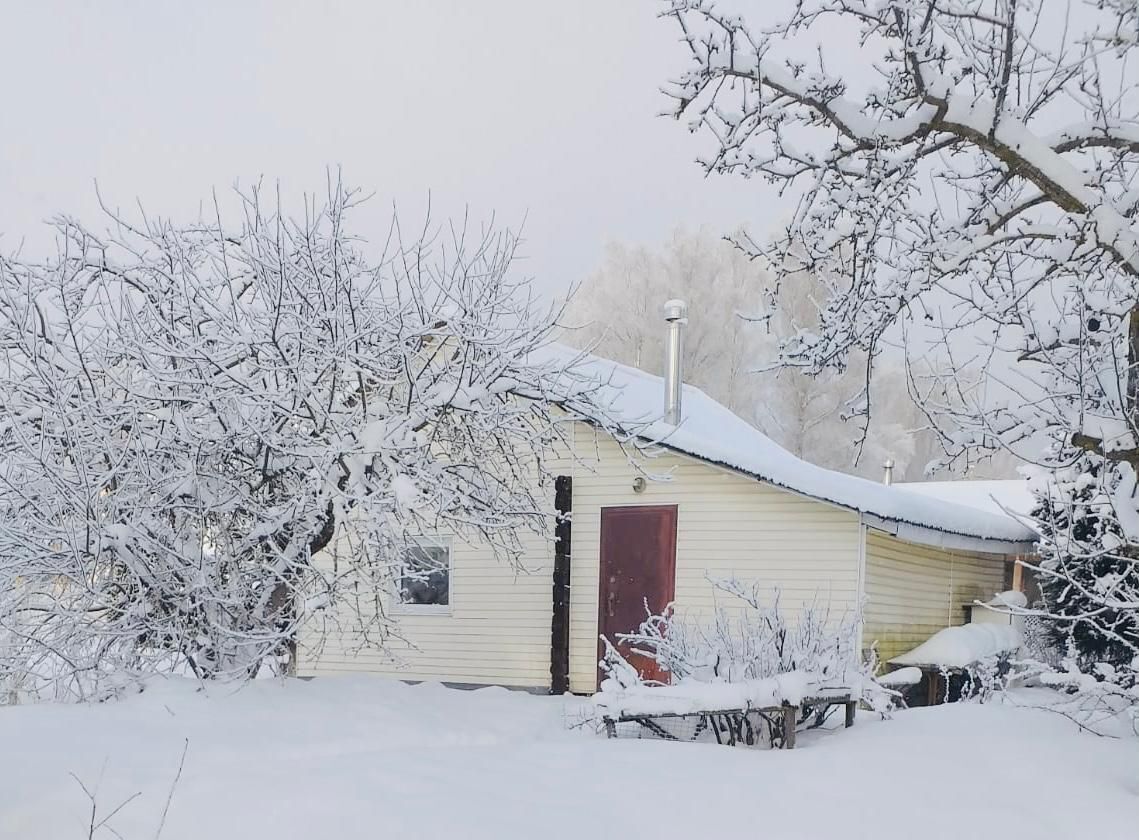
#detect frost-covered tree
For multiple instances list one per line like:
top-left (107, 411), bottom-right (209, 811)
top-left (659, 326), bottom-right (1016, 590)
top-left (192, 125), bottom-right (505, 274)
top-left (565, 230), bottom-right (946, 478)
top-left (754, 257), bottom-right (869, 462)
top-left (756, 258), bottom-right (944, 475)
top-left (564, 230), bottom-right (767, 424)
top-left (0, 182), bottom-right (629, 700)
top-left (659, 0), bottom-right (1139, 672)
top-left (1032, 463), bottom-right (1139, 667)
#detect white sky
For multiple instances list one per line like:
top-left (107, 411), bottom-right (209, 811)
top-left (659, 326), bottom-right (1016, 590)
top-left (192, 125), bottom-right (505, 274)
top-left (0, 1), bottom-right (774, 296)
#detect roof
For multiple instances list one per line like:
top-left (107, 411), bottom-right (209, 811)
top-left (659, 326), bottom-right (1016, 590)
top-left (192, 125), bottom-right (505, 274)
top-left (538, 344), bottom-right (1038, 553)
top-left (897, 480), bottom-right (1035, 522)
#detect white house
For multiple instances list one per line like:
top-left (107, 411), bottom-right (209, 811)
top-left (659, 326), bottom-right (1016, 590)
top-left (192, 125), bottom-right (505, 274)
top-left (298, 305), bottom-right (1038, 693)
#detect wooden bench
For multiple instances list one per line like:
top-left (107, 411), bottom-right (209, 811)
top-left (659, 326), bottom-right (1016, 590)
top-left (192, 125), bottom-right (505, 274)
top-left (602, 692), bottom-right (856, 749)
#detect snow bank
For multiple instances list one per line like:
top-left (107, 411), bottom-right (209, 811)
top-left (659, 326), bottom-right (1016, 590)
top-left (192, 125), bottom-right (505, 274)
top-left (889, 624), bottom-right (1022, 669)
top-left (592, 671), bottom-right (834, 718)
top-left (0, 676), bottom-right (1134, 840)
top-left (532, 344), bottom-right (1037, 547)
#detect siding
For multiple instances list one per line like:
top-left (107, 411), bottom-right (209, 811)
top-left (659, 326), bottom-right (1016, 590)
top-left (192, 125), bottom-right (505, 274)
top-left (567, 427), bottom-right (863, 693)
top-left (298, 422), bottom-right (867, 692)
top-left (297, 525), bottom-right (559, 687)
top-left (863, 529), bottom-right (1009, 663)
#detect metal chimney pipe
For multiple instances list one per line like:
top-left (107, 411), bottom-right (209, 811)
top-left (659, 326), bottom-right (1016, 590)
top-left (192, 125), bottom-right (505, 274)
top-left (663, 299), bottom-right (687, 425)
top-left (882, 458), bottom-right (895, 486)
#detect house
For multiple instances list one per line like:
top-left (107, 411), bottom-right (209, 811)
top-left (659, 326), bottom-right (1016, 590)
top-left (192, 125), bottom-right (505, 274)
top-left (297, 304), bottom-right (1039, 692)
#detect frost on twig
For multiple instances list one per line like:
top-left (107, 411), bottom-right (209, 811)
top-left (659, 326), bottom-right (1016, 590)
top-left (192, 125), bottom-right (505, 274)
top-left (597, 577), bottom-right (898, 718)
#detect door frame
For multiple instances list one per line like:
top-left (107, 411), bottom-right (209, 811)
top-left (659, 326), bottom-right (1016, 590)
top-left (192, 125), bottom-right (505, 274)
top-left (596, 503), bottom-right (678, 689)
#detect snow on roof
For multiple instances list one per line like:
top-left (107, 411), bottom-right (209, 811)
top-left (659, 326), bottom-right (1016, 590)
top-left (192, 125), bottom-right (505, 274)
top-left (538, 344), bottom-right (1037, 550)
top-left (897, 480), bottom-right (1035, 522)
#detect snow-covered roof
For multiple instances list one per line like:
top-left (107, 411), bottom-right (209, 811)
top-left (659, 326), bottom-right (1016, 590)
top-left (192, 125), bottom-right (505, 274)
top-left (540, 344), bottom-right (1037, 552)
top-left (896, 480), bottom-right (1035, 522)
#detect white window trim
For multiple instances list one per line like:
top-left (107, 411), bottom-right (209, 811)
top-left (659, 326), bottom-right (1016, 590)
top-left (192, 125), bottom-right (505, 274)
top-left (392, 536), bottom-right (453, 616)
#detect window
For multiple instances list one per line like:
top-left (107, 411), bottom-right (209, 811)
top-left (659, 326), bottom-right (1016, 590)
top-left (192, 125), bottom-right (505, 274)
top-left (397, 538), bottom-right (451, 612)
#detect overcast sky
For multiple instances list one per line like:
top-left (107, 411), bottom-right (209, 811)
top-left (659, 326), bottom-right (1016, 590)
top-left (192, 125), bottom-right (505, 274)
top-left (0, 1), bottom-right (774, 296)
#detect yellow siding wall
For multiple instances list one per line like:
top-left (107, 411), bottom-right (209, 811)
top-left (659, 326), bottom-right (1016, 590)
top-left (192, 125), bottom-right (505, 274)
top-left (863, 529), bottom-right (1008, 663)
top-left (298, 422), bottom-right (866, 692)
top-left (297, 525), bottom-right (557, 687)
top-left (296, 426), bottom-right (573, 689)
top-left (567, 429), bottom-right (863, 693)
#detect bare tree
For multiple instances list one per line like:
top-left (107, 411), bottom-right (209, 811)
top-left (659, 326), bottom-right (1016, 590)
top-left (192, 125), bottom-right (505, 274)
top-left (660, 0), bottom-right (1139, 677)
top-left (0, 180), bottom-right (632, 700)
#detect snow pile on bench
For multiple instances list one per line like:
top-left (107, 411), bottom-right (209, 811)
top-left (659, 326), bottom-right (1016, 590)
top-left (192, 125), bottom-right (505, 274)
top-left (985, 590), bottom-right (1028, 609)
top-left (593, 671), bottom-right (823, 718)
top-left (877, 667), bottom-right (923, 688)
top-left (889, 624), bottom-right (1022, 670)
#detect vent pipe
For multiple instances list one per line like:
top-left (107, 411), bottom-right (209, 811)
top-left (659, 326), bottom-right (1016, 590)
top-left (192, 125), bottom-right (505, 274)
top-left (882, 458), bottom-right (895, 486)
top-left (663, 299), bottom-right (687, 425)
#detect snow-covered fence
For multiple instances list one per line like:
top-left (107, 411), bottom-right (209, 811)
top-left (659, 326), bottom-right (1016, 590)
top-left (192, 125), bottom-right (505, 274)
top-left (595, 677), bottom-right (855, 749)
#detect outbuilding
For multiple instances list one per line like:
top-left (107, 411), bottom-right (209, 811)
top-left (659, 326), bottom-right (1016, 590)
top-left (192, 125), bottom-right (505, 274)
top-left (298, 306), bottom-right (1038, 692)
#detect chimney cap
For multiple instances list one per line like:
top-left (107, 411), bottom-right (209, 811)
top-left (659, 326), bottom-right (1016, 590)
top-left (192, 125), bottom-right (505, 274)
top-left (663, 299), bottom-right (688, 322)
top-left (882, 458), bottom-right (895, 486)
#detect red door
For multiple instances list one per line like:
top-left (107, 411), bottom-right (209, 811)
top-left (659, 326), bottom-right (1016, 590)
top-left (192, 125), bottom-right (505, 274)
top-left (597, 505), bottom-right (678, 688)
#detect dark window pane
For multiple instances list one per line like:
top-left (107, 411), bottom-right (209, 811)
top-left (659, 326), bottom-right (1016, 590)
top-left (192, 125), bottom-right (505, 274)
top-left (399, 544), bottom-right (450, 606)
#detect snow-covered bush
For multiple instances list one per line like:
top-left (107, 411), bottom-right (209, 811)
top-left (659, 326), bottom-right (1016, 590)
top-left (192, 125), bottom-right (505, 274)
top-left (598, 578), bottom-right (896, 716)
top-left (0, 180), bottom-right (633, 701)
top-left (1028, 464), bottom-right (1139, 670)
top-left (1036, 658), bottom-right (1139, 736)
top-left (604, 579), bottom-right (860, 686)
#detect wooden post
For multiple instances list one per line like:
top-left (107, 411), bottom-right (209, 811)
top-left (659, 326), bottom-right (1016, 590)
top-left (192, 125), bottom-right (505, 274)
top-left (549, 475), bottom-right (572, 694)
top-left (780, 703), bottom-right (797, 749)
top-left (926, 670), bottom-right (942, 706)
top-left (844, 700), bottom-right (857, 728)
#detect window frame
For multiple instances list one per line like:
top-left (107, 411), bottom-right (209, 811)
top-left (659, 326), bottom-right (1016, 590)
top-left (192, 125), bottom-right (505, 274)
top-left (392, 535), bottom-right (453, 616)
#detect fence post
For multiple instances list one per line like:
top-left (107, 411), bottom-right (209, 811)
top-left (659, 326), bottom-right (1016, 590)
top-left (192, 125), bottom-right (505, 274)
top-left (780, 703), bottom-right (797, 749)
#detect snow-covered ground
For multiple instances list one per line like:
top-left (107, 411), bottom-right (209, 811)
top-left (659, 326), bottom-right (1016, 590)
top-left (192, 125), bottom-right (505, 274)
top-left (1, 677), bottom-right (1134, 839)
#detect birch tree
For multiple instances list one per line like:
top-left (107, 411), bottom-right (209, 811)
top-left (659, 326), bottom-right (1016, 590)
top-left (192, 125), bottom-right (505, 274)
top-left (0, 182), bottom-right (630, 700)
top-left (660, 0), bottom-right (1139, 675)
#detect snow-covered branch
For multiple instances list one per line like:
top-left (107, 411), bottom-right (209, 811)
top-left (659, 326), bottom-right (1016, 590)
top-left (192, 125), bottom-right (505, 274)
top-left (597, 577), bottom-right (892, 711)
top-left (0, 180), bottom-right (635, 700)
top-left (661, 0), bottom-right (1139, 677)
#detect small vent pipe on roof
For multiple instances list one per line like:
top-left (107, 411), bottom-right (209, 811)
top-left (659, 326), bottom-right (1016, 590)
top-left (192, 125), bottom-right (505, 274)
top-left (663, 299), bottom-right (687, 425)
top-left (882, 458), bottom-right (895, 486)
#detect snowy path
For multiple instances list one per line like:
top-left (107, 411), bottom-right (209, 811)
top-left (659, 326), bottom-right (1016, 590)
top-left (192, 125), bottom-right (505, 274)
top-left (0, 676), bottom-right (1134, 839)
